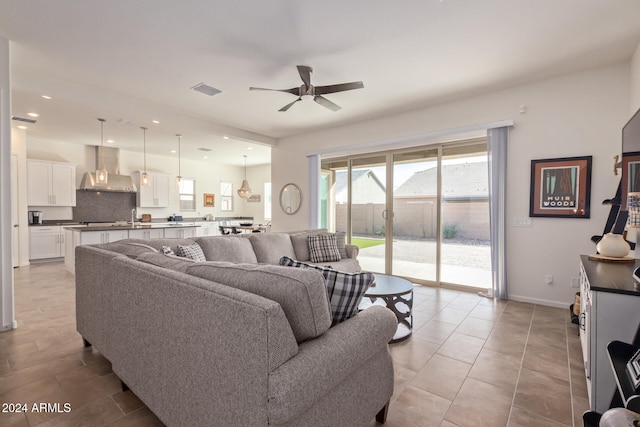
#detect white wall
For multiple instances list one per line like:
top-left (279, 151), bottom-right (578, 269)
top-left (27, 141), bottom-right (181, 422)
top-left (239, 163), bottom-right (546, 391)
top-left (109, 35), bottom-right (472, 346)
top-left (25, 140), bottom-right (270, 222)
top-left (631, 41), bottom-right (640, 113)
top-left (1, 37), bottom-right (15, 332)
top-left (274, 62), bottom-right (631, 307)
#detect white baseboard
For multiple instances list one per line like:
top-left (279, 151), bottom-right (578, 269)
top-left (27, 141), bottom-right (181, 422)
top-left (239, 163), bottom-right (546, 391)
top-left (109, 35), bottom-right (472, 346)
top-left (507, 294), bottom-right (568, 309)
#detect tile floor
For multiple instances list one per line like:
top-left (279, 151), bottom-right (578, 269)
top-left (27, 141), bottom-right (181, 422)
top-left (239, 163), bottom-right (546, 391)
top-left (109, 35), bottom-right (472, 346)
top-left (1, 262), bottom-right (589, 426)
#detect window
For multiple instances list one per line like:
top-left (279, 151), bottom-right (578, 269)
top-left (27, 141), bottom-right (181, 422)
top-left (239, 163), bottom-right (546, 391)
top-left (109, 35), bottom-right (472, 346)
top-left (264, 182), bottom-right (272, 220)
top-left (220, 181), bottom-right (233, 212)
top-left (179, 178), bottom-right (196, 211)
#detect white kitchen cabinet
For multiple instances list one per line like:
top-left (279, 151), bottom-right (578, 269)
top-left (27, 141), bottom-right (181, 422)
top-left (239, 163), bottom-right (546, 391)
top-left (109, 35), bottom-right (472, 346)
top-left (134, 171), bottom-right (171, 207)
top-left (30, 226), bottom-right (65, 259)
top-left (195, 221), bottom-right (220, 237)
top-left (128, 228), bottom-right (165, 239)
top-left (579, 256), bottom-right (640, 413)
top-left (79, 230), bottom-right (129, 245)
top-left (27, 160), bottom-right (76, 206)
top-left (163, 227), bottom-right (196, 239)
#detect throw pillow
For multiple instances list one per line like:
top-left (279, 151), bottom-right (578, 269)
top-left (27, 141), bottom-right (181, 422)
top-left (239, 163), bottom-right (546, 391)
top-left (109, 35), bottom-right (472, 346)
top-left (160, 245), bottom-right (175, 255)
top-left (334, 231), bottom-right (348, 259)
top-left (308, 233), bottom-right (341, 263)
top-left (279, 256), bottom-right (374, 325)
top-left (176, 243), bottom-right (206, 262)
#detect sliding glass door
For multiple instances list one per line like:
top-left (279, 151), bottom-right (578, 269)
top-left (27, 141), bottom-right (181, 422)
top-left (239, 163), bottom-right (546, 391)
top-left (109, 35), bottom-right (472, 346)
top-left (320, 140), bottom-right (491, 290)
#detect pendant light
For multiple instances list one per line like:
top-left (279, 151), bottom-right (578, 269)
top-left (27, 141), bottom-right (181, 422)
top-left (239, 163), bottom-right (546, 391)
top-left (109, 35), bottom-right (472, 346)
top-left (237, 155), bottom-right (253, 199)
top-left (176, 134), bottom-right (182, 187)
top-left (96, 118), bottom-right (108, 184)
top-left (140, 127), bottom-right (150, 186)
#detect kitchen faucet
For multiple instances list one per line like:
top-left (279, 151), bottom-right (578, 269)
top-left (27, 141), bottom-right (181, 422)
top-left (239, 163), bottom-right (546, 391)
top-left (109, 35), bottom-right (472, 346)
top-left (131, 208), bottom-right (136, 227)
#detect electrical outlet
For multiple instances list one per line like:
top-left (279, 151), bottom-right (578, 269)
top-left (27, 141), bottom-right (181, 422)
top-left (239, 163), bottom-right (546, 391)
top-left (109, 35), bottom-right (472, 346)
top-left (571, 277), bottom-right (579, 288)
top-left (545, 274), bottom-right (553, 285)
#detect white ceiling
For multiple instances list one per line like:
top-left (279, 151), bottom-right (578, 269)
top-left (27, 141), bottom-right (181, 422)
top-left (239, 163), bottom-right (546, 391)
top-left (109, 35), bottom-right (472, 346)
top-left (2, 0), bottom-right (640, 167)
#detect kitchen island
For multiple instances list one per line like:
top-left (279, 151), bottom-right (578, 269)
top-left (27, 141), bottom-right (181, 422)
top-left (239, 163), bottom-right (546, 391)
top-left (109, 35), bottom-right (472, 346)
top-left (64, 223), bottom-right (200, 274)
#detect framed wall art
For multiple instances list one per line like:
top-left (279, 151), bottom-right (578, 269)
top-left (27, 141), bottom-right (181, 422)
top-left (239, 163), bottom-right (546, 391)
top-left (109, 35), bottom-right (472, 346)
top-left (203, 193), bottom-right (215, 207)
top-left (529, 156), bottom-right (592, 218)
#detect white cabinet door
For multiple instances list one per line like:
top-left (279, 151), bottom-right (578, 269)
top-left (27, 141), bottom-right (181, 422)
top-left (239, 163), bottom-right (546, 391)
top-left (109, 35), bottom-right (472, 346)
top-left (105, 230), bottom-right (128, 243)
top-left (80, 231), bottom-right (106, 245)
top-left (137, 172), bottom-right (156, 207)
top-left (154, 173), bottom-right (171, 207)
top-left (164, 227), bottom-right (196, 239)
top-left (136, 172), bottom-right (171, 207)
top-left (27, 160), bottom-right (76, 206)
top-left (27, 161), bottom-right (52, 205)
top-left (129, 229), bottom-right (164, 239)
top-left (29, 226), bottom-right (63, 259)
top-left (51, 163), bottom-right (76, 206)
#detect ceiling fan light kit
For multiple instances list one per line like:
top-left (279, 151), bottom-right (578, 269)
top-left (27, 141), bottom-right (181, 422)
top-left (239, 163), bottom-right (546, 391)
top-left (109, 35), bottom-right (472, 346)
top-left (250, 65), bottom-right (364, 112)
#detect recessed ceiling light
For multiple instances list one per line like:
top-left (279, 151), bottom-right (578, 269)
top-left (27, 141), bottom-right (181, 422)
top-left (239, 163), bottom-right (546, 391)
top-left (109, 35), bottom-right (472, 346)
top-left (27, 112), bottom-right (39, 117)
top-left (41, 95), bottom-right (52, 100)
top-left (223, 136), bottom-right (229, 140)
top-left (247, 147), bottom-right (253, 150)
top-left (17, 125), bottom-right (27, 130)
top-left (170, 150), bottom-right (176, 154)
top-left (203, 156), bottom-right (208, 159)
top-left (107, 139), bottom-right (114, 144)
top-left (152, 120), bottom-right (159, 124)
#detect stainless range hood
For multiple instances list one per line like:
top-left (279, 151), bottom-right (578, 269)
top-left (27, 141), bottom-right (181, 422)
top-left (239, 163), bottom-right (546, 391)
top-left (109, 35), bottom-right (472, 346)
top-left (79, 146), bottom-right (137, 192)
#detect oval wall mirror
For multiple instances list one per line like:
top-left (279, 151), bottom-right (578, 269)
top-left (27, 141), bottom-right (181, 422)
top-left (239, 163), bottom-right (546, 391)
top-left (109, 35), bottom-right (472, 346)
top-left (280, 183), bottom-right (302, 215)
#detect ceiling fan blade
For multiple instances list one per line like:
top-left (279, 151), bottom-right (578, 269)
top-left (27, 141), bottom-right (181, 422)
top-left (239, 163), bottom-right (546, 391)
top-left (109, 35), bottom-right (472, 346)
top-left (297, 65), bottom-right (313, 90)
top-left (249, 86), bottom-right (300, 96)
top-left (279, 98), bottom-right (301, 112)
top-left (314, 81), bottom-right (364, 95)
top-left (314, 95), bottom-right (341, 112)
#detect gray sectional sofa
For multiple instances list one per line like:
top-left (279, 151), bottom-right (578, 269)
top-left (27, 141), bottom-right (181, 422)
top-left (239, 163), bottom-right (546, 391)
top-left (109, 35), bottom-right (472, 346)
top-left (75, 230), bottom-right (397, 426)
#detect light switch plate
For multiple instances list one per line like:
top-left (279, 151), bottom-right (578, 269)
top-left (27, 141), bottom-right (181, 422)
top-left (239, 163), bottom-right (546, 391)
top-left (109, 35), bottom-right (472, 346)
top-left (513, 218), bottom-right (533, 227)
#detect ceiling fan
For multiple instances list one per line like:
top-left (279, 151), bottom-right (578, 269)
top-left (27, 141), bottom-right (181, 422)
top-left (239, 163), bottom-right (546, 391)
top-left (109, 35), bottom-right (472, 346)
top-left (250, 65), bottom-right (364, 112)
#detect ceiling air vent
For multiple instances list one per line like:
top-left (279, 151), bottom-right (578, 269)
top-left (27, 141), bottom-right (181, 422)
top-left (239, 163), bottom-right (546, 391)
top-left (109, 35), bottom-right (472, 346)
top-left (12, 115), bottom-right (37, 124)
top-left (191, 83), bottom-right (222, 96)
top-left (198, 148), bottom-right (212, 152)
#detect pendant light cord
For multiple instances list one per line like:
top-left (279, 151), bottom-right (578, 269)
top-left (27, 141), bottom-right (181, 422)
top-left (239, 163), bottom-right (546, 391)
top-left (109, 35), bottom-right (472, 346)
top-left (141, 127), bottom-right (147, 172)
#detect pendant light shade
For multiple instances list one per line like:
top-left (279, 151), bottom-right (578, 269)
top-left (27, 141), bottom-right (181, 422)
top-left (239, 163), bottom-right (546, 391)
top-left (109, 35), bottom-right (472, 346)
top-left (176, 134), bottom-right (182, 187)
top-left (140, 126), bottom-right (150, 186)
top-left (237, 155), bottom-right (253, 199)
top-left (96, 118), bottom-right (108, 184)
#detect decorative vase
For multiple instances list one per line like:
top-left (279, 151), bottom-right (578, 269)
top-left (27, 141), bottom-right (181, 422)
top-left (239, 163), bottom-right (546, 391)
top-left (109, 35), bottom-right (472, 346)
top-left (596, 233), bottom-right (630, 258)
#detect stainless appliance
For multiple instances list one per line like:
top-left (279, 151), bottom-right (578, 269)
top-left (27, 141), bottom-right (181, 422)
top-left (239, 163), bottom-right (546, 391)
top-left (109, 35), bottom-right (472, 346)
top-left (28, 210), bottom-right (43, 225)
top-left (78, 146), bottom-right (137, 192)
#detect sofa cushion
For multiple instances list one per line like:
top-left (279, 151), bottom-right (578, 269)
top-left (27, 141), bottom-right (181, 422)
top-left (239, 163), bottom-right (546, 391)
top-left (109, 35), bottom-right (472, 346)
top-left (195, 236), bottom-right (258, 263)
top-left (279, 256), bottom-right (374, 325)
top-left (249, 233), bottom-right (297, 265)
top-left (176, 243), bottom-right (206, 262)
top-left (160, 245), bottom-right (175, 255)
top-left (290, 230), bottom-right (348, 262)
top-left (94, 241), bottom-right (158, 259)
top-left (308, 234), bottom-right (341, 263)
top-left (136, 252), bottom-right (197, 273)
top-left (185, 262), bottom-right (332, 343)
top-left (122, 238), bottom-right (196, 254)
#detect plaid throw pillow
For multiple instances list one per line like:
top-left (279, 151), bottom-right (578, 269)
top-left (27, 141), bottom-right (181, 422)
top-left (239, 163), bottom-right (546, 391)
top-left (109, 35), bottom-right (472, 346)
top-left (176, 243), bottom-right (206, 262)
top-left (308, 234), bottom-right (341, 263)
top-left (279, 256), bottom-right (374, 325)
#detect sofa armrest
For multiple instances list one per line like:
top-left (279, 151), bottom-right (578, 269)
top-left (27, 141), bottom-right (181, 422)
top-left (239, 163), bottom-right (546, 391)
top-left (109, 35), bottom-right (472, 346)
top-left (345, 243), bottom-right (359, 259)
top-left (268, 305), bottom-right (396, 423)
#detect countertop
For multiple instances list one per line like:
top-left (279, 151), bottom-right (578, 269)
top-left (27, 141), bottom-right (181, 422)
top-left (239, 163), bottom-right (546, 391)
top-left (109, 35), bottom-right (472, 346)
top-left (64, 223), bottom-right (200, 232)
top-left (581, 254), bottom-right (640, 296)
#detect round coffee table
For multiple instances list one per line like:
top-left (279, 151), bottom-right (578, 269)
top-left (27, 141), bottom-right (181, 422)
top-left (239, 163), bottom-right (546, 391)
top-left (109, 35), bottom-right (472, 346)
top-left (359, 273), bottom-right (413, 343)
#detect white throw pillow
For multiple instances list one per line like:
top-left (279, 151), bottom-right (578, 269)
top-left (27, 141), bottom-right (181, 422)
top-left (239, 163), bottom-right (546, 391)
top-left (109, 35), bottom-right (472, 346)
top-left (176, 243), bottom-right (206, 262)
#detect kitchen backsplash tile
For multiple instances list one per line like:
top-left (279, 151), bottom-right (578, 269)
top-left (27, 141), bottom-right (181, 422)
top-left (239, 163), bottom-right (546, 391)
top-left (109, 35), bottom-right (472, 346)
top-left (73, 191), bottom-right (136, 222)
